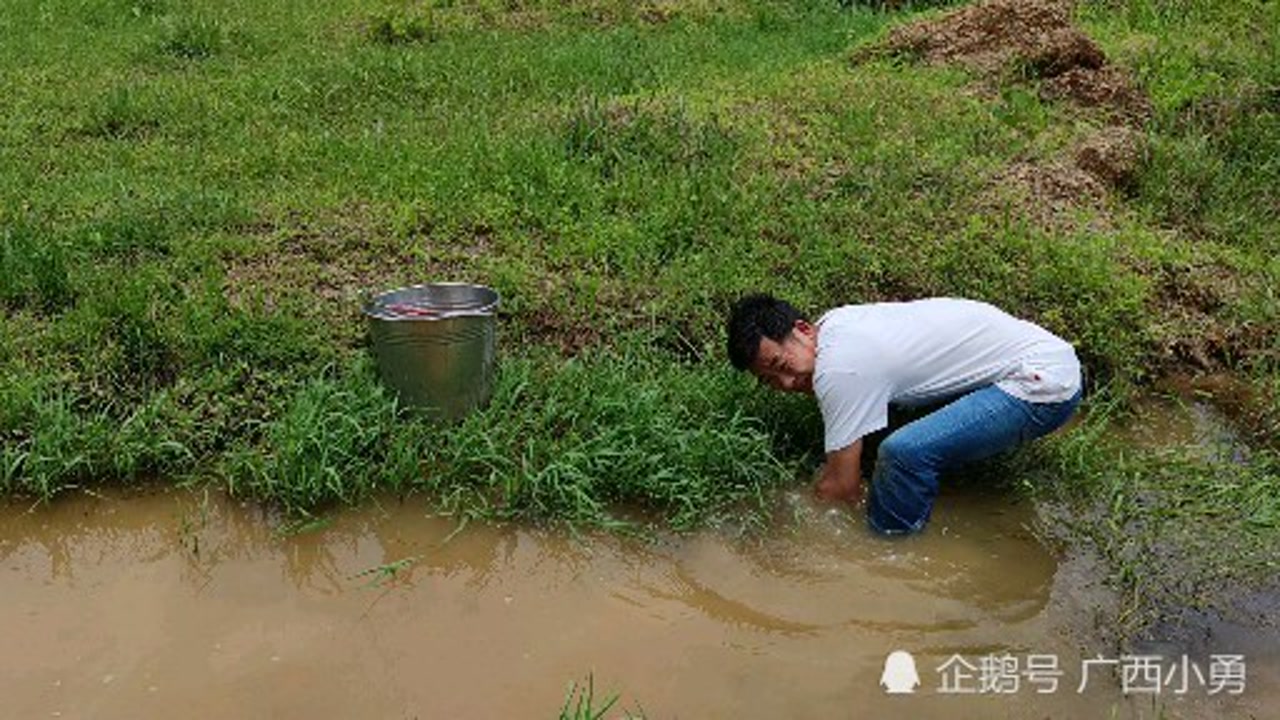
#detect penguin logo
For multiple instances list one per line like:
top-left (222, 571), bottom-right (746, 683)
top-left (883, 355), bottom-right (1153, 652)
top-left (880, 650), bottom-right (920, 694)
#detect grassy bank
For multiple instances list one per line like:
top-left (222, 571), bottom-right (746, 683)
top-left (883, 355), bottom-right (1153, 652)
top-left (1, 0), bottom-right (1277, 633)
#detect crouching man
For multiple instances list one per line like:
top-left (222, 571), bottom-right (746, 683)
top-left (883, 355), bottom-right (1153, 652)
top-left (726, 295), bottom-right (1082, 535)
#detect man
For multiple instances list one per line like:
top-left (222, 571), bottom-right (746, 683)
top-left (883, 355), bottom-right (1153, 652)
top-left (726, 294), bottom-right (1082, 535)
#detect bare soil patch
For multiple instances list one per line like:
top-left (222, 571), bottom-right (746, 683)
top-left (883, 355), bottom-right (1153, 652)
top-left (1041, 65), bottom-right (1151, 125)
top-left (870, 0), bottom-right (1149, 124)
top-left (876, 0), bottom-right (1102, 77)
top-left (861, 0), bottom-right (1152, 221)
top-left (862, 1), bottom-right (1277, 428)
top-left (1072, 124), bottom-right (1144, 190)
top-left (987, 159), bottom-right (1107, 224)
top-left (1142, 261), bottom-right (1277, 392)
top-left (221, 208), bottom-right (642, 357)
top-left (222, 206), bottom-right (485, 347)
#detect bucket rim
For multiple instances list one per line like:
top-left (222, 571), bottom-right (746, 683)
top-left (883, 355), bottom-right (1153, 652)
top-left (363, 282), bottom-right (500, 321)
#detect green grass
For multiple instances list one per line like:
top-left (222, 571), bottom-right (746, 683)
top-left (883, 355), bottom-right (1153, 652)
top-left (559, 673), bottom-right (643, 720)
top-left (1021, 386), bottom-right (1280, 635)
top-left (1, 0), bottom-right (1278, 635)
top-left (219, 348), bottom-right (800, 531)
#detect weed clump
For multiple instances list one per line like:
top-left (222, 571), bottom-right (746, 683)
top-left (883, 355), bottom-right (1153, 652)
top-left (223, 365), bottom-right (410, 512)
top-left (428, 352), bottom-right (796, 530)
top-left (154, 16), bottom-right (226, 61)
top-left (79, 87), bottom-right (161, 141)
top-left (558, 674), bottom-right (639, 720)
top-left (126, 0), bottom-right (166, 18)
top-left (1138, 86), bottom-right (1280, 248)
top-left (49, 269), bottom-right (182, 400)
top-left (0, 221), bottom-right (75, 314)
top-left (366, 7), bottom-right (438, 45)
top-left (563, 96), bottom-right (737, 176)
top-left (0, 379), bottom-right (195, 499)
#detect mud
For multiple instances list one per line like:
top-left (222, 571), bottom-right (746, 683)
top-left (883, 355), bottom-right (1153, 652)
top-left (1121, 394), bottom-right (1250, 464)
top-left (1154, 373), bottom-right (1279, 448)
top-left (1114, 394), bottom-right (1280, 716)
top-left (1146, 264), bottom-right (1267, 376)
top-left (2, 485), bottom-right (1273, 718)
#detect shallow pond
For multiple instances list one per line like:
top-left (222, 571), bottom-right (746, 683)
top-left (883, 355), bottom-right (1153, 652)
top-left (3, 481), bottom-right (1272, 718)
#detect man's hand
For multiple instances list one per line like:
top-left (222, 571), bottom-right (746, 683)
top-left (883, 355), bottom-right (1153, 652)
top-left (813, 439), bottom-right (864, 505)
top-left (815, 467), bottom-right (863, 504)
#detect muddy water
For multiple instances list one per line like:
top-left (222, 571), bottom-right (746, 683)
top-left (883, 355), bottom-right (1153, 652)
top-left (0, 486), bottom-right (1270, 719)
top-left (1122, 394), bottom-right (1252, 464)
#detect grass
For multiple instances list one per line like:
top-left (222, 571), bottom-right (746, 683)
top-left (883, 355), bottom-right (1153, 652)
top-left (0, 0), bottom-right (1277, 639)
top-left (219, 349), bottom-right (800, 531)
top-left (1020, 385), bottom-right (1280, 636)
top-left (352, 554), bottom-right (422, 588)
top-left (559, 673), bottom-right (643, 720)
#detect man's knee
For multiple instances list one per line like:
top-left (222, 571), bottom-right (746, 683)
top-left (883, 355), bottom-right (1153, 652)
top-left (877, 432), bottom-right (935, 475)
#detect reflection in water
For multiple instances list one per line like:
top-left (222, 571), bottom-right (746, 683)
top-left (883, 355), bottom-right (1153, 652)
top-left (0, 486), bottom-right (1270, 719)
top-left (648, 567), bottom-right (824, 636)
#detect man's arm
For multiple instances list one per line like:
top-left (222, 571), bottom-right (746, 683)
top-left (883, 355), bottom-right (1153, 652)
top-left (814, 438), bottom-right (864, 504)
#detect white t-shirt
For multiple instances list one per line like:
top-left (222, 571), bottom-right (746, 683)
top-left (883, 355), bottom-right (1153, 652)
top-left (814, 298), bottom-right (1081, 453)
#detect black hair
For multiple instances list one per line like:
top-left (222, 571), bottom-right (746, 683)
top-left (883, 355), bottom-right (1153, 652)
top-left (726, 293), bottom-right (807, 371)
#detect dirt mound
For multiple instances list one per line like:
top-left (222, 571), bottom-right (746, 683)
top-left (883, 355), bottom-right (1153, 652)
top-left (868, 0), bottom-right (1154, 223)
top-left (990, 159), bottom-right (1106, 219)
top-left (880, 0), bottom-right (1098, 75)
top-left (1148, 262), bottom-right (1261, 372)
top-left (869, 0), bottom-right (1149, 126)
top-left (1073, 124), bottom-right (1144, 190)
top-left (1041, 66), bottom-right (1152, 124)
top-left (982, 125), bottom-right (1145, 226)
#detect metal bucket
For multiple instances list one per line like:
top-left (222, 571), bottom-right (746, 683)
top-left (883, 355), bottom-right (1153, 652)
top-left (364, 283), bottom-right (499, 420)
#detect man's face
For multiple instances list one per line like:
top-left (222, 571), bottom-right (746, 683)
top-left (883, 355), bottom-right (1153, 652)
top-left (750, 320), bottom-right (817, 394)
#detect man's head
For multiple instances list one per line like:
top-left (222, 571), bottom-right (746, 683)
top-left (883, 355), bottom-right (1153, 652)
top-left (726, 293), bottom-right (818, 394)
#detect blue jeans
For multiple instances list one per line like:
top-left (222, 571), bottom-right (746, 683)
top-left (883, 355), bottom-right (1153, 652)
top-left (866, 384), bottom-right (1082, 535)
